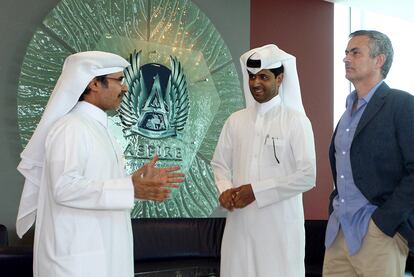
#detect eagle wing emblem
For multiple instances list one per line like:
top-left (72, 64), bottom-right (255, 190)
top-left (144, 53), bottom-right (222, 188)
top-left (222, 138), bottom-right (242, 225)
top-left (165, 56), bottom-right (189, 132)
top-left (119, 50), bottom-right (147, 132)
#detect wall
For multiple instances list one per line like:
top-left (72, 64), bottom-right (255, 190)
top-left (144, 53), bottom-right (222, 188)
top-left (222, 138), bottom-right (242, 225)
top-left (0, 0), bottom-right (62, 246)
top-left (251, 0), bottom-right (334, 219)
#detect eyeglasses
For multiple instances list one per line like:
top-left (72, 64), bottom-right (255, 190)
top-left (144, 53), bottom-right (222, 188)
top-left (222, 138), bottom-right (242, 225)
top-left (106, 76), bottom-right (126, 85)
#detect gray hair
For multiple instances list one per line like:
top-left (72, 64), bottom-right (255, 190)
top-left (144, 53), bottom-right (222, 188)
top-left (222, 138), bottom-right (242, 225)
top-left (350, 30), bottom-right (394, 78)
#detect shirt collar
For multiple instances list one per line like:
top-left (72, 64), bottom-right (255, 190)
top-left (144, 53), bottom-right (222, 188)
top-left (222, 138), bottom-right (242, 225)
top-left (346, 80), bottom-right (384, 107)
top-left (73, 101), bottom-right (108, 128)
top-left (255, 95), bottom-right (281, 115)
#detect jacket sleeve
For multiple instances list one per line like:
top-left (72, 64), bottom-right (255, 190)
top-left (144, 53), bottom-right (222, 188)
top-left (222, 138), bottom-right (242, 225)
top-left (45, 119), bottom-right (134, 210)
top-left (372, 93), bottom-right (414, 236)
top-left (252, 114), bottom-right (317, 208)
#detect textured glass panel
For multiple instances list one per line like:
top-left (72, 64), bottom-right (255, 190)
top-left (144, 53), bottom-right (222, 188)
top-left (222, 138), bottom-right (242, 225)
top-left (17, 29), bottom-right (71, 146)
top-left (43, 0), bottom-right (148, 52)
top-left (198, 63), bottom-right (245, 161)
top-left (17, 0), bottom-right (244, 218)
top-left (149, 0), bottom-right (233, 71)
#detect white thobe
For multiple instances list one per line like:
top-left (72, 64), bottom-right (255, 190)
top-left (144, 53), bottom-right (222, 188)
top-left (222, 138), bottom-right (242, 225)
top-left (211, 96), bottom-right (316, 277)
top-left (34, 101), bottom-right (135, 277)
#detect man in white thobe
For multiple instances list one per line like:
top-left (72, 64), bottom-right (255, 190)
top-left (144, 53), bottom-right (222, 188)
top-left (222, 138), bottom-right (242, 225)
top-left (16, 51), bottom-right (184, 277)
top-left (211, 44), bottom-right (316, 276)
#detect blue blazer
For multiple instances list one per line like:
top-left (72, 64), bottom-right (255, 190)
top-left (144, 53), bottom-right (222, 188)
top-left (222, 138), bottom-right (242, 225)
top-left (329, 82), bottom-right (414, 251)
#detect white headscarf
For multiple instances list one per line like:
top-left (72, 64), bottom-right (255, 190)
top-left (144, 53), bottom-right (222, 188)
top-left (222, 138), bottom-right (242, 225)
top-left (240, 44), bottom-right (305, 114)
top-left (16, 51), bottom-right (130, 237)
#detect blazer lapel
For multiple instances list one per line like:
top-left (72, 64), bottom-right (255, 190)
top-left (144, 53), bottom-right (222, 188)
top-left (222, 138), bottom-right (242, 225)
top-left (354, 82), bottom-right (390, 139)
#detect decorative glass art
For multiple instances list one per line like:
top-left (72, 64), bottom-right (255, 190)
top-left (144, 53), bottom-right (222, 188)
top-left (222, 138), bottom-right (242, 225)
top-left (17, 0), bottom-right (244, 217)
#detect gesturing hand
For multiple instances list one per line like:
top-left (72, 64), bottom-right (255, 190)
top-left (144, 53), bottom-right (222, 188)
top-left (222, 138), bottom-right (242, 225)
top-left (132, 155), bottom-right (185, 202)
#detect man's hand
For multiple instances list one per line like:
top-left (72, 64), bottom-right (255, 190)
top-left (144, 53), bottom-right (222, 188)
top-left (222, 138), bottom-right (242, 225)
top-left (219, 188), bottom-right (236, 211)
top-left (132, 155), bottom-right (185, 202)
top-left (233, 184), bottom-right (255, 209)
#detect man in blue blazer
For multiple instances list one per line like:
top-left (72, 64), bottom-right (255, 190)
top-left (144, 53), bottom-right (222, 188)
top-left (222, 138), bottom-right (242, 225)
top-left (323, 30), bottom-right (414, 277)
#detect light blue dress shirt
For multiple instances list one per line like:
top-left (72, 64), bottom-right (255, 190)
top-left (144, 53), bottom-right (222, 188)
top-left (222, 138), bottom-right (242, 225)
top-left (325, 81), bottom-right (383, 255)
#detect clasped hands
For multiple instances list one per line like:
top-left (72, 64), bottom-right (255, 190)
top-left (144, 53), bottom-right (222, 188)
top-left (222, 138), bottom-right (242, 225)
top-left (132, 155), bottom-right (184, 202)
top-left (219, 184), bottom-right (255, 211)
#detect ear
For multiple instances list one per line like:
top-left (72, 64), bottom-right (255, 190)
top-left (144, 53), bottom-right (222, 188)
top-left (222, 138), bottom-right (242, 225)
top-left (276, 73), bottom-right (284, 84)
top-left (376, 54), bottom-right (386, 68)
top-left (82, 79), bottom-right (99, 102)
top-left (87, 78), bottom-right (100, 92)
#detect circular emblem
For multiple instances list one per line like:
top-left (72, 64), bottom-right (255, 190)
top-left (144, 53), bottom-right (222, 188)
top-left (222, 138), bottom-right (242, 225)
top-left (17, 0), bottom-right (244, 217)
